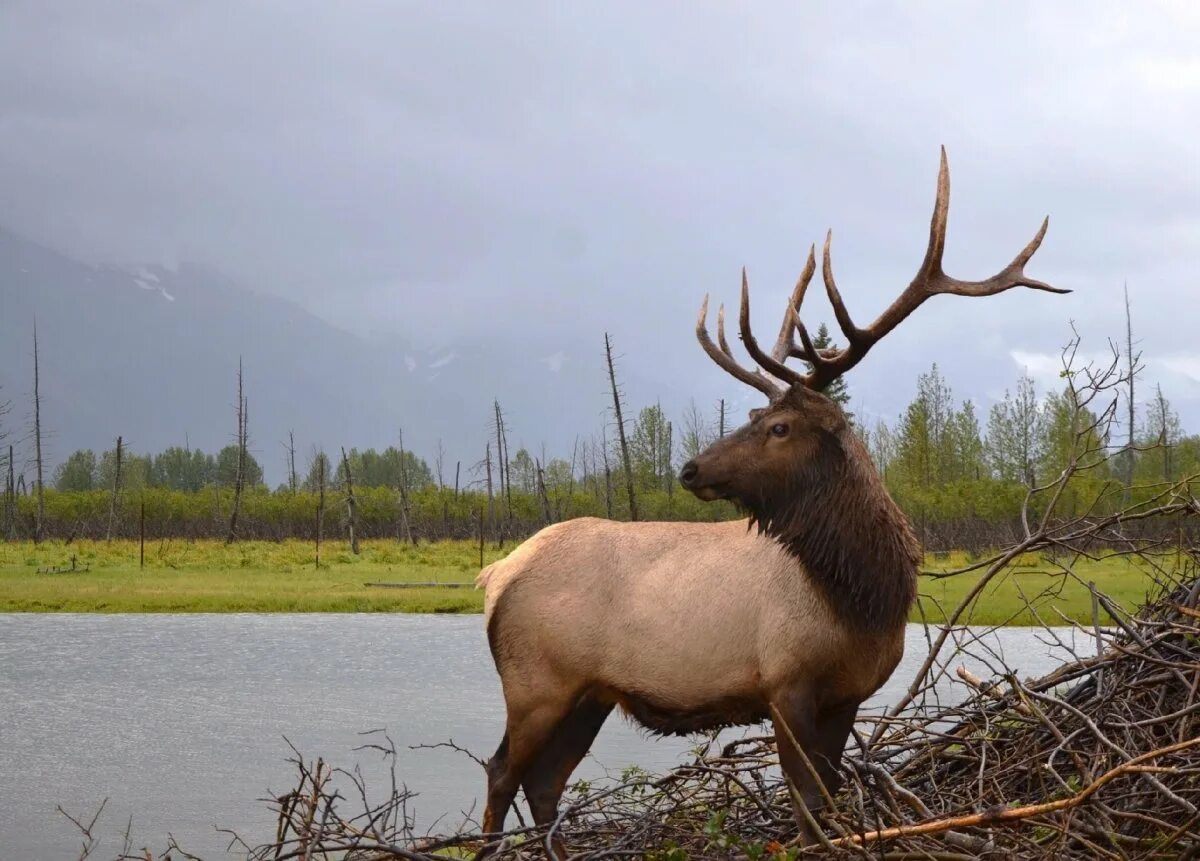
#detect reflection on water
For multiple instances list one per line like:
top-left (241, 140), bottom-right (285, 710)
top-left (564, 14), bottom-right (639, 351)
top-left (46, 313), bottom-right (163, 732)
top-left (0, 614), bottom-right (1090, 858)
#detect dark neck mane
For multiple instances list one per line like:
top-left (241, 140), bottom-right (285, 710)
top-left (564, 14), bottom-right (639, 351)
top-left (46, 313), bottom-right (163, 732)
top-left (750, 429), bottom-right (920, 634)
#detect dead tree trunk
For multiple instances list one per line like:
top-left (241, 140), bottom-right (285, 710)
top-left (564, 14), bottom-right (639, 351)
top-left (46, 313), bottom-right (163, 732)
top-left (1123, 284), bottom-right (1137, 502)
top-left (493, 400), bottom-right (513, 542)
top-left (32, 324), bottom-right (45, 544)
top-left (484, 443), bottom-right (497, 545)
top-left (139, 498), bottom-right (145, 568)
top-left (454, 461), bottom-right (461, 499)
top-left (106, 436), bottom-right (123, 541)
top-left (340, 446), bottom-right (360, 555)
top-left (604, 332), bottom-right (638, 521)
top-left (4, 444), bottom-right (13, 540)
top-left (600, 429), bottom-right (614, 519)
top-left (226, 359), bottom-right (247, 544)
top-left (535, 458), bottom-right (552, 525)
top-left (286, 431), bottom-right (297, 494)
top-left (718, 398), bottom-right (727, 438)
top-left (1154, 384), bottom-right (1173, 482)
top-left (664, 420), bottom-right (674, 499)
top-left (315, 452), bottom-right (327, 568)
top-left (396, 429), bottom-right (415, 546)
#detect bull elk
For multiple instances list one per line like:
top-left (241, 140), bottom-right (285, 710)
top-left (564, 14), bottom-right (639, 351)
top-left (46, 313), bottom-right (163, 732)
top-left (475, 149), bottom-right (1065, 851)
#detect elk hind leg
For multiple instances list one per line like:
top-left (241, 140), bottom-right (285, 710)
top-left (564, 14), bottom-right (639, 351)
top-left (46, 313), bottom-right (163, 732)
top-left (481, 696), bottom-right (574, 845)
top-left (521, 696), bottom-right (613, 854)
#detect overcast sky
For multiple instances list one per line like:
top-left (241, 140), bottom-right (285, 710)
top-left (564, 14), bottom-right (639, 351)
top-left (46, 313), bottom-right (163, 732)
top-left (3, 2), bottom-right (1198, 434)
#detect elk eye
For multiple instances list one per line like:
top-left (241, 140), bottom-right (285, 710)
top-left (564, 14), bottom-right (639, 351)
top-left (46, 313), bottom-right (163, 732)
top-left (770, 423), bottom-right (789, 437)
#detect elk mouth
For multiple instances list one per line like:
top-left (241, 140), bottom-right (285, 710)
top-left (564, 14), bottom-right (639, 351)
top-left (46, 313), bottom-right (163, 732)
top-left (692, 482), bottom-right (736, 502)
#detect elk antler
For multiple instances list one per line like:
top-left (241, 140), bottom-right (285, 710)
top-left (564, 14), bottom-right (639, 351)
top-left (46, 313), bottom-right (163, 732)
top-left (695, 147), bottom-right (1069, 397)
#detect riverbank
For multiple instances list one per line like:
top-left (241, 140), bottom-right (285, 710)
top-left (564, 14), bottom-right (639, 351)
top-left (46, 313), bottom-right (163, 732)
top-left (0, 539), bottom-right (1162, 623)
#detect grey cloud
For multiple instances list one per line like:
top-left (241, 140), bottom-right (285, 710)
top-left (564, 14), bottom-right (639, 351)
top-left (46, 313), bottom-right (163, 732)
top-left (2, 1), bottom-right (1199, 441)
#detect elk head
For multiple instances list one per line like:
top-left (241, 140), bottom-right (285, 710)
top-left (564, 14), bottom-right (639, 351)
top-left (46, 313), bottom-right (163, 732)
top-left (679, 148), bottom-right (1067, 516)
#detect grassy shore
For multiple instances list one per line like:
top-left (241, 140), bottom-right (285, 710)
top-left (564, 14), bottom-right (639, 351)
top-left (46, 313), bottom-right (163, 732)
top-left (0, 539), bottom-right (1168, 624)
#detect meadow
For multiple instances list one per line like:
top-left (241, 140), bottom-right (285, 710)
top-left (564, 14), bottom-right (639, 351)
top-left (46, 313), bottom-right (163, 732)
top-left (0, 539), bottom-right (1166, 625)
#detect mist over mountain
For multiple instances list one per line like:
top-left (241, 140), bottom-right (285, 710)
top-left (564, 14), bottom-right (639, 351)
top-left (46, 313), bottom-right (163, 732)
top-left (0, 229), bottom-right (675, 486)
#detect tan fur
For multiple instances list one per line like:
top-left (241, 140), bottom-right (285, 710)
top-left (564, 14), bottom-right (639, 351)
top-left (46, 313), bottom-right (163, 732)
top-left (480, 517), bottom-right (904, 722)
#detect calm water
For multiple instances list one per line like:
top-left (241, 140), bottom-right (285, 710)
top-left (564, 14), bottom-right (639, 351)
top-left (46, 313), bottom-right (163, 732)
top-left (0, 615), bottom-right (1090, 859)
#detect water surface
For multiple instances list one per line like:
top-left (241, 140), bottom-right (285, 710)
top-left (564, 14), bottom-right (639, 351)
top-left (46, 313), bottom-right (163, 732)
top-left (0, 614), bottom-right (1089, 859)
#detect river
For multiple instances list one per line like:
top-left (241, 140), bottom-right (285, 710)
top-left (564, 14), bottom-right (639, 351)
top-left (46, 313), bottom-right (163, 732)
top-left (0, 614), bottom-right (1092, 859)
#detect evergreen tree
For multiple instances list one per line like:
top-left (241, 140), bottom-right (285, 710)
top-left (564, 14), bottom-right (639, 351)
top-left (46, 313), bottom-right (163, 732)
top-left (150, 446), bottom-right (214, 491)
top-left (631, 404), bottom-right (672, 490)
top-left (947, 400), bottom-right (985, 481)
top-left (54, 449), bottom-right (97, 491)
top-left (806, 324), bottom-right (851, 415)
top-left (509, 448), bottom-right (537, 494)
top-left (986, 373), bottom-right (1044, 487)
top-left (216, 444), bottom-right (263, 487)
top-left (1139, 384), bottom-right (1183, 483)
top-left (893, 363), bottom-right (955, 487)
top-left (302, 449), bottom-right (332, 492)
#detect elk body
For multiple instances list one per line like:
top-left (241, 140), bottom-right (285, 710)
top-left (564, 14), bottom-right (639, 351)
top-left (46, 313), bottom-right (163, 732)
top-left (476, 149), bottom-right (1065, 850)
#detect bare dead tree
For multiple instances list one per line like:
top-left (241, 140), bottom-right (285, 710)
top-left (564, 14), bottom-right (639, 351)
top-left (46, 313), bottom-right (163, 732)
top-left (493, 400), bottom-right (513, 538)
top-left (717, 397), bottom-right (727, 438)
top-left (1153, 383), bottom-right (1174, 482)
top-left (4, 444), bottom-right (13, 540)
top-left (396, 428), bottom-right (415, 546)
top-left (0, 389), bottom-right (12, 539)
top-left (313, 449), bottom-right (327, 568)
top-left (340, 446), bottom-right (360, 555)
top-left (535, 457), bottom-right (552, 524)
top-left (105, 435), bottom-right (123, 541)
top-left (483, 442), bottom-right (497, 545)
top-left (1122, 282), bottom-right (1141, 501)
top-left (600, 426), bottom-right (614, 519)
top-left (32, 323), bottom-right (45, 544)
top-left (604, 332), bottom-right (638, 521)
top-left (664, 419), bottom-right (674, 498)
top-left (226, 358), bottom-right (247, 544)
top-left (435, 438), bottom-right (445, 489)
top-left (284, 431), bottom-right (297, 494)
top-left (563, 435), bottom-right (580, 520)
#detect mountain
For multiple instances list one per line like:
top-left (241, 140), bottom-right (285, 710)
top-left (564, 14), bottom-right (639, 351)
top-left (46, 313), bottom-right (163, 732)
top-left (0, 229), bottom-right (635, 486)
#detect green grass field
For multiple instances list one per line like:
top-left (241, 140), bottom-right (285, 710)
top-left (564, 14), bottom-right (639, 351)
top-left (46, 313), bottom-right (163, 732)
top-left (0, 539), bottom-right (1173, 624)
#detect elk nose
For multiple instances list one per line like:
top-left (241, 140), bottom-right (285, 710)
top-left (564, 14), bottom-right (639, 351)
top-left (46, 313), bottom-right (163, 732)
top-left (679, 460), bottom-right (699, 487)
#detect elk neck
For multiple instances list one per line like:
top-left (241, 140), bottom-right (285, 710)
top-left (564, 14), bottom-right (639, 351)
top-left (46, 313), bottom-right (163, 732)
top-left (750, 428), bottom-right (920, 634)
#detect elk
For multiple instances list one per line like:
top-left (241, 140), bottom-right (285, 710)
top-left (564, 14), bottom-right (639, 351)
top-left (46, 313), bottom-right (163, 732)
top-left (475, 149), bottom-right (1065, 851)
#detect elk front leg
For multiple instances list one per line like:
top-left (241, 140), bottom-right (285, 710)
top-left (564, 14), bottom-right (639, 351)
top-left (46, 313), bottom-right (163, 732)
top-left (770, 696), bottom-right (854, 845)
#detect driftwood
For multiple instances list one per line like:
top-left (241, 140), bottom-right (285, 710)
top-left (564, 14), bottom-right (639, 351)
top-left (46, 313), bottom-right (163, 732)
top-left (364, 581), bottom-right (474, 589)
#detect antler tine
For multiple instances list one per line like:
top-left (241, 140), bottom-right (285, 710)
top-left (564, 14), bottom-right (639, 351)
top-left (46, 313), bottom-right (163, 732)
top-left (696, 294), bottom-right (780, 397)
top-left (770, 246), bottom-right (818, 364)
top-left (820, 230), bottom-right (867, 348)
top-left (738, 269), bottom-right (807, 389)
top-left (716, 304), bottom-right (735, 359)
top-left (803, 147), bottom-right (1067, 390)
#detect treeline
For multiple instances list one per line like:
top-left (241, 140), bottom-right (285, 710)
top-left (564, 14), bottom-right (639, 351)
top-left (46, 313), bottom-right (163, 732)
top-left (861, 365), bottom-right (1200, 547)
top-left (2, 321), bottom-right (1198, 549)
